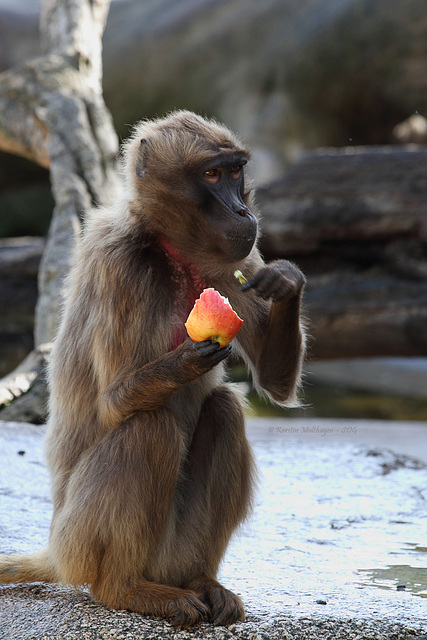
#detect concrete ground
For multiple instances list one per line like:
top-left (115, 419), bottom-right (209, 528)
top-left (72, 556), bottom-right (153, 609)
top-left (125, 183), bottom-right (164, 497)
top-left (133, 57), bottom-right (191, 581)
top-left (0, 418), bottom-right (426, 639)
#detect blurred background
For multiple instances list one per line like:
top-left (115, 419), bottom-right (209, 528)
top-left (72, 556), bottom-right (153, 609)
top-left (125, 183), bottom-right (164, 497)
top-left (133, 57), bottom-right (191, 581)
top-left (1, 0), bottom-right (427, 420)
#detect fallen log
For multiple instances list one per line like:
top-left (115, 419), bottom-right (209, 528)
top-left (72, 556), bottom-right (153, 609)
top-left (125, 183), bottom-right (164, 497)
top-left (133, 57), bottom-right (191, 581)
top-left (256, 146), bottom-right (426, 265)
top-left (304, 271), bottom-right (427, 359)
top-left (255, 146), bottom-right (427, 359)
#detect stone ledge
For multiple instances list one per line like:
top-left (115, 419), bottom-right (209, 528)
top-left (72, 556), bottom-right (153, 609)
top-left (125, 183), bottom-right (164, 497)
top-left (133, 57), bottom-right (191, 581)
top-left (1, 419), bottom-right (426, 639)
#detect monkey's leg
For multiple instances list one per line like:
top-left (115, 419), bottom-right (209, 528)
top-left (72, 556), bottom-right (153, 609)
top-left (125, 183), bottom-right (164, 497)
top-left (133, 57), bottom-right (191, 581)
top-left (178, 385), bottom-right (255, 625)
top-left (49, 411), bottom-right (209, 628)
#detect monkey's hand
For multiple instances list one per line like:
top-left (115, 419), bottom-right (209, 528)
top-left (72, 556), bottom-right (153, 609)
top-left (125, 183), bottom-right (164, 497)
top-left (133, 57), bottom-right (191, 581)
top-left (241, 260), bottom-right (305, 302)
top-left (176, 339), bottom-right (232, 380)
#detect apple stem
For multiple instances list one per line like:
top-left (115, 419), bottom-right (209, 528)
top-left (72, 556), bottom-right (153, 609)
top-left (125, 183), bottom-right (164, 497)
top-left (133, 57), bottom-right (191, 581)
top-left (233, 270), bottom-right (248, 285)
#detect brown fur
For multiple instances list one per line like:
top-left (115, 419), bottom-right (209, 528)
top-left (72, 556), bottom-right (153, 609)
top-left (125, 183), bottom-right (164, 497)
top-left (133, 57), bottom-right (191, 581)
top-left (0, 111), bottom-right (306, 627)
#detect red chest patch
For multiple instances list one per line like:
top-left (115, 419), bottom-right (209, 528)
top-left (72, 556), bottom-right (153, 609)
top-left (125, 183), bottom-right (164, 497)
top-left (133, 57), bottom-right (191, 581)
top-left (157, 236), bottom-right (206, 350)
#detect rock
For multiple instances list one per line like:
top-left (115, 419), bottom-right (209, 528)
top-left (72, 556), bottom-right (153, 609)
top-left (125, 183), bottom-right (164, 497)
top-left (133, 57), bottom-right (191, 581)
top-left (0, 237), bottom-right (44, 376)
top-left (0, 343), bottom-right (50, 424)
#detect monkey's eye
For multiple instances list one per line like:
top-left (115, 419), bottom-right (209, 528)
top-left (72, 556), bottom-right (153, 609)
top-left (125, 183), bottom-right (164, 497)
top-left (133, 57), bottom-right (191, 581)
top-left (230, 165), bottom-right (243, 179)
top-left (203, 167), bottom-right (221, 184)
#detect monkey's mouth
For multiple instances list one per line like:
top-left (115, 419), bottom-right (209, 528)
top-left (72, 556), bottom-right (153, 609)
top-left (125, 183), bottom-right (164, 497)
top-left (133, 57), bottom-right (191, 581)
top-left (223, 213), bottom-right (258, 261)
top-left (205, 182), bottom-right (258, 260)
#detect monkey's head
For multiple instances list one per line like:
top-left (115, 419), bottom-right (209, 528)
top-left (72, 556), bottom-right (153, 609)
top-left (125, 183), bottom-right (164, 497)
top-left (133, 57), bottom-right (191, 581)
top-left (123, 111), bottom-right (258, 265)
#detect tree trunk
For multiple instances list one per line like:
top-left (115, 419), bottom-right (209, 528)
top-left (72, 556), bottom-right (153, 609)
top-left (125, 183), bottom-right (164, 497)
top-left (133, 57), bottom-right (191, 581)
top-left (0, 0), bottom-right (119, 422)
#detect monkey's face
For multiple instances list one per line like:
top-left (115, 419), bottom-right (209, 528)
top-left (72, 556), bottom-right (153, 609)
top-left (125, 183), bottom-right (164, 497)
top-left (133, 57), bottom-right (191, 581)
top-left (194, 152), bottom-right (258, 262)
top-left (131, 114), bottom-right (258, 264)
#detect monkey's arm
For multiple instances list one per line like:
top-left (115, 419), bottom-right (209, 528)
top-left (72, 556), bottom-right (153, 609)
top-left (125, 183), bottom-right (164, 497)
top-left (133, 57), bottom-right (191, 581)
top-left (237, 260), bottom-right (306, 405)
top-left (98, 340), bottom-right (230, 430)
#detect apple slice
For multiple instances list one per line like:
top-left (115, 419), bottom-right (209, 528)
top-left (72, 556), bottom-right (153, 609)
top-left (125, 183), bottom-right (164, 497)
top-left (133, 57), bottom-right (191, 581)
top-left (185, 288), bottom-right (243, 348)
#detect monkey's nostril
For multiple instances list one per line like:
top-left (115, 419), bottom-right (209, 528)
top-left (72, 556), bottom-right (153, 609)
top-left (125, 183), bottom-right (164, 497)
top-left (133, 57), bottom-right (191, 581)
top-left (232, 203), bottom-right (248, 216)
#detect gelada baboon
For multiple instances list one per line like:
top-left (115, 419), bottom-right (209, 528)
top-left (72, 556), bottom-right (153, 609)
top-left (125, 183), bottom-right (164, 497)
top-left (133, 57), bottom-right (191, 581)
top-left (0, 111), bottom-right (306, 627)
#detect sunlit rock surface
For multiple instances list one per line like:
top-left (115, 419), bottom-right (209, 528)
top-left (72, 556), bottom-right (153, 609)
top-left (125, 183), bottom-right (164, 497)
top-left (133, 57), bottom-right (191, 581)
top-left (0, 418), bottom-right (426, 639)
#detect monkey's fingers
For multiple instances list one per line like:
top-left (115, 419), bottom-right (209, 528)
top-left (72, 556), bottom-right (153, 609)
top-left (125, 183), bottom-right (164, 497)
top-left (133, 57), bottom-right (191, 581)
top-left (240, 280), bottom-right (255, 292)
top-left (240, 268), bottom-right (272, 296)
top-left (167, 592), bottom-right (210, 628)
top-left (260, 272), bottom-right (295, 301)
top-left (193, 339), bottom-right (219, 353)
top-left (241, 267), bottom-right (298, 301)
top-left (211, 588), bottom-right (245, 626)
top-left (196, 341), bottom-right (232, 361)
top-left (190, 579), bottom-right (245, 626)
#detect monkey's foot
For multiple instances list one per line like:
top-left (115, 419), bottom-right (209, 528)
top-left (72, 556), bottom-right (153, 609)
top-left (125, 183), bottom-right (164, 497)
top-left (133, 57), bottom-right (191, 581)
top-left (96, 582), bottom-right (209, 628)
top-left (162, 590), bottom-right (210, 628)
top-left (186, 576), bottom-right (245, 626)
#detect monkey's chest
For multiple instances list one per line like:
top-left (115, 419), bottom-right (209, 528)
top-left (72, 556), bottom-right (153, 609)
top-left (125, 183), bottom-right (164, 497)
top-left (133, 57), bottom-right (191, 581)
top-left (154, 237), bottom-right (206, 350)
top-left (168, 265), bottom-right (205, 350)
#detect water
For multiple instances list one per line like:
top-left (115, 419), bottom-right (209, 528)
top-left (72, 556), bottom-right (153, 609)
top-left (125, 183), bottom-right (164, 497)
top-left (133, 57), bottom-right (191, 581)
top-left (359, 543), bottom-right (427, 599)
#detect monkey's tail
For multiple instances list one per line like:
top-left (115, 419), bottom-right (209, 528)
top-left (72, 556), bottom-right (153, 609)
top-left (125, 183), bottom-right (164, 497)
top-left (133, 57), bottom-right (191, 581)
top-left (0, 547), bottom-right (58, 584)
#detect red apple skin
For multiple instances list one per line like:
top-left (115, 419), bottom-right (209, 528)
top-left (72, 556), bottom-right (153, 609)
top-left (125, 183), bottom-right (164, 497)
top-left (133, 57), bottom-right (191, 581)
top-left (185, 288), bottom-right (243, 347)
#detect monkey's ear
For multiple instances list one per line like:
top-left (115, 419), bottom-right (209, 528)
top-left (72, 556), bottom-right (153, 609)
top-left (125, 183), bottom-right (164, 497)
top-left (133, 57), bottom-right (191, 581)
top-left (136, 138), bottom-right (152, 178)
